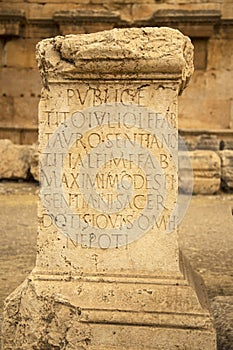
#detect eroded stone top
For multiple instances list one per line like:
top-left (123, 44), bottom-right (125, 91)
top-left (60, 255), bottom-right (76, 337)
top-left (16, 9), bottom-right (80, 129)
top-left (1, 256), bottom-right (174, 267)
top-left (36, 27), bottom-right (193, 92)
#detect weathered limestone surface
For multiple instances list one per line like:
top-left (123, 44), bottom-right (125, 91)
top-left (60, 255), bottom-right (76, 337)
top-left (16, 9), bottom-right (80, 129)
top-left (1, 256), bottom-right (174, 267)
top-left (0, 139), bottom-right (31, 179)
top-left (2, 28), bottom-right (216, 349)
top-left (219, 150), bottom-right (233, 191)
top-left (179, 150), bottom-right (221, 194)
top-left (191, 150), bottom-right (221, 194)
top-left (0, 140), bottom-right (38, 181)
top-left (196, 134), bottom-right (219, 151)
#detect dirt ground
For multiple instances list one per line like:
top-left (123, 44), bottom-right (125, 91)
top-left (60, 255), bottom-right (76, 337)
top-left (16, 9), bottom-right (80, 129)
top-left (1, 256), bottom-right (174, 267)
top-left (0, 181), bottom-right (233, 348)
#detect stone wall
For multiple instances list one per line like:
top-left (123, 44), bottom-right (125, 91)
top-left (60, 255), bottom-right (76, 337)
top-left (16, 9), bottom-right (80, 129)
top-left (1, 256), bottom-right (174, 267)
top-left (0, 0), bottom-right (233, 145)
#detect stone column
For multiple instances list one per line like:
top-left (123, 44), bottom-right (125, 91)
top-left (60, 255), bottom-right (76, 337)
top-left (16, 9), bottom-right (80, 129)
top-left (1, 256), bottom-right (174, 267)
top-left (2, 28), bottom-right (216, 350)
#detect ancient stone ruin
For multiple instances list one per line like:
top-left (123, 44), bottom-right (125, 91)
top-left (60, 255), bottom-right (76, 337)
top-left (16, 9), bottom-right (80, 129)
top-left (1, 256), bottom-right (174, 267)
top-left (1, 2), bottom-right (233, 194)
top-left (2, 27), bottom-right (216, 349)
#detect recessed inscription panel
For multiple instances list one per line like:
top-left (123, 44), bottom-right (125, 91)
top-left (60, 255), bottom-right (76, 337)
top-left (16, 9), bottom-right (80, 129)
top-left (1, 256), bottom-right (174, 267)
top-left (38, 82), bottom-right (192, 254)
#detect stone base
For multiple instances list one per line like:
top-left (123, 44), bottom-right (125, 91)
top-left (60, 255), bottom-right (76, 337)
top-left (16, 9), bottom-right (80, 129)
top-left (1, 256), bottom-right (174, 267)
top-left (2, 254), bottom-right (216, 350)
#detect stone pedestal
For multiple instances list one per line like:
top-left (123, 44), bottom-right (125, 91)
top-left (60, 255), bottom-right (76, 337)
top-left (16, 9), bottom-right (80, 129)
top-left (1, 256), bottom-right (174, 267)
top-left (2, 28), bottom-right (216, 350)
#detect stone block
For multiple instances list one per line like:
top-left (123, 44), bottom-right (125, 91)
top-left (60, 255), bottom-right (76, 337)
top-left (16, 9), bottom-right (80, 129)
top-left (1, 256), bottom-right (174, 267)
top-left (179, 68), bottom-right (233, 129)
top-left (219, 150), bottom-right (233, 191)
top-left (193, 38), bottom-right (207, 70)
top-left (0, 128), bottom-right (38, 145)
top-left (179, 131), bottom-right (197, 152)
top-left (0, 139), bottom-right (31, 179)
top-left (208, 39), bottom-right (233, 71)
top-left (20, 129), bottom-right (38, 145)
top-left (179, 150), bottom-right (221, 194)
top-left (28, 3), bottom-right (86, 19)
top-left (196, 134), bottom-right (219, 151)
top-left (13, 95), bottom-right (39, 128)
top-left (1, 68), bottom-right (41, 98)
top-left (5, 39), bottom-right (39, 68)
top-left (53, 9), bottom-right (123, 35)
top-left (25, 21), bottom-right (58, 39)
top-left (0, 96), bottom-right (14, 125)
top-left (179, 96), bottom-right (231, 130)
top-left (192, 150), bottom-right (221, 194)
top-left (206, 70), bottom-right (233, 100)
top-left (0, 67), bottom-right (41, 139)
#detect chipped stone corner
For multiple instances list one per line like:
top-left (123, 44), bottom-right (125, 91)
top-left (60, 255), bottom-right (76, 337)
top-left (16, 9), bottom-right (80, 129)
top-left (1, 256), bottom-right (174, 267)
top-left (2, 276), bottom-right (92, 350)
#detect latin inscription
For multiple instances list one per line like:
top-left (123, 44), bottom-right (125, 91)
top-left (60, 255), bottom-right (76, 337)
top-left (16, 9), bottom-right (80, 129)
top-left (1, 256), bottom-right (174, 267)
top-left (40, 84), bottom-right (178, 248)
top-left (66, 86), bottom-right (147, 107)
